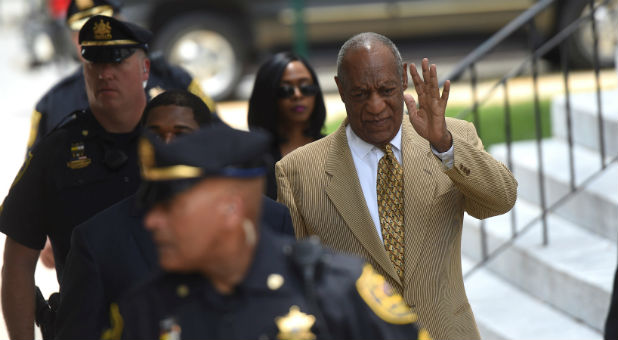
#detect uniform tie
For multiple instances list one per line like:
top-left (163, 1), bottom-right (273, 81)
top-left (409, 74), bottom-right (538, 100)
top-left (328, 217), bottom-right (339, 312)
top-left (377, 144), bottom-right (405, 281)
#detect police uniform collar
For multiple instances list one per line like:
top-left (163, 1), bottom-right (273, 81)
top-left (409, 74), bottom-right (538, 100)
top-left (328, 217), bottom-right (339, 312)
top-left (234, 227), bottom-right (295, 294)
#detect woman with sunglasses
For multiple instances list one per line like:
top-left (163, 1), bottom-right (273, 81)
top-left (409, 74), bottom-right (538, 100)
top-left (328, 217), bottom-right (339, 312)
top-left (248, 51), bottom-right (327, 199)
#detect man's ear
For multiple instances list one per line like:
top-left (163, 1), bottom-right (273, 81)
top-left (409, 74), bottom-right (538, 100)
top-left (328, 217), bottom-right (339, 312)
top-left (142, 58), bottom-right (151, 82)
top-left (402, 62), bottom-right (408, 91)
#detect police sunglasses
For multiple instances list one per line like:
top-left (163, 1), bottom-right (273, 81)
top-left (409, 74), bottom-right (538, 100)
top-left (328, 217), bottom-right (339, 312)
top-left (276, 84), bottom-right (319, 98)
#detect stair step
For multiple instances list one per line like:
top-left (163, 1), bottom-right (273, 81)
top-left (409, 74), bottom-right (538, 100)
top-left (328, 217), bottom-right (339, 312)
top-left (461, 199), bottom-right (616, 331)
top-left (462, 257), bottom-right (602, 340)
top-left (490, 139), bottom-right (618, 241)
top-left (551, 90), bottom-right (618, 157)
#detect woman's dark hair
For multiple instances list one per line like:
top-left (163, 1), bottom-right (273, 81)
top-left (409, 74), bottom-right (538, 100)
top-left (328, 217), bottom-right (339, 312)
top-left (247, 52), bottom-right (326, 144)
top-left (141, 89), bottom-right (212, 127)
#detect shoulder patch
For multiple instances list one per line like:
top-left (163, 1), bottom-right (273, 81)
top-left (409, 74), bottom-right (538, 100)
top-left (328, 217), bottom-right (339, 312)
top-left (419, 328), bottom-right (432, 340)
top-left (101, 303), bottom-right (124, 340)
top-left (27, 110), bottom-right (42, 149)
top-left (187, 79), bottom-right (216, 112)
top-left (356, 264), bottom-right (417, 325)
top-left (9, 152), bottom-right (34, 190)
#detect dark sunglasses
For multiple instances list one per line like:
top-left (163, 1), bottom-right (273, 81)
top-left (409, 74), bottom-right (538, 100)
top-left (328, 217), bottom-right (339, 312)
top-left (276, 84), bottom-right (319, 98)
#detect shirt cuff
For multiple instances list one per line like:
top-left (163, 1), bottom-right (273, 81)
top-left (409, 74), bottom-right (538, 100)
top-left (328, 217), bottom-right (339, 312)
top-left (431, 144), bottom-right (454, 169)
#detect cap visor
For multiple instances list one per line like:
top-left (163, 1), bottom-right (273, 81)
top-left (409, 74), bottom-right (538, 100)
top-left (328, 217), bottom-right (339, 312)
top-left (81, 46), bottom-right (137, 63)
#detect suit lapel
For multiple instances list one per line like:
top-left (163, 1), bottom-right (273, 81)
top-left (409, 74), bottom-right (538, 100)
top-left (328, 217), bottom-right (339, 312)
top-left (324, 120), bottom-right (400, 285)
top-left (401, 119), bottom-right (436, 282)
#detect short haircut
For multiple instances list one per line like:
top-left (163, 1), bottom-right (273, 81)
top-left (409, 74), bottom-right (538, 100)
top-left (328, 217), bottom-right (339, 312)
top-left (141, 90), bottom-right (212, 127)
top-left (247, 51), bottom-right (326, 144)
top-left (336, 32), bottom-right (403, 85)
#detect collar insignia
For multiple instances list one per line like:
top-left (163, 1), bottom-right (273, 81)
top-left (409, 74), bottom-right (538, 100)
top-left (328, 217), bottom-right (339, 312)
top-left (67, 142), bottom-right (92, 169)
top-left (275, 306), bottom-right (316, 340)
top-left (93, 19), bottom-right (112, 40)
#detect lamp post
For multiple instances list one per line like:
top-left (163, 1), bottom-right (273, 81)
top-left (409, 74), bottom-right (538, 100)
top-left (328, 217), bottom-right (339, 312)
top-left (291, 0), bottom-right (308, 58)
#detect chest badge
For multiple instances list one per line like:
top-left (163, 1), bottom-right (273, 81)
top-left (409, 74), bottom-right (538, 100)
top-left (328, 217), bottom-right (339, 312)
top-left (159, 317), bottom-right (181, 340)
top-left (67, 142), bottom-right (92, 169)
top-left (275, 305), bottom-right (315, 340)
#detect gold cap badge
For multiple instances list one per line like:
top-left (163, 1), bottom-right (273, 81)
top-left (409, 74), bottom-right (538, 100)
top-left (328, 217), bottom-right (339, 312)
top-left (93, 19), bottom-right (112, 40)
top-left (138, 137), bottom-right (203, 181)
top-left (275, 306), bottom-right (316, 340)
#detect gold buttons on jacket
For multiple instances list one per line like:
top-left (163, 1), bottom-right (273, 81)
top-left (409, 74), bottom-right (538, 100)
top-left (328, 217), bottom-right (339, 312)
top-left (267, 273), bottom-right (285, 290)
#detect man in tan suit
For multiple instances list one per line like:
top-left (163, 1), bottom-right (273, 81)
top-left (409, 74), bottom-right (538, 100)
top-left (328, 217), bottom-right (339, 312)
top-left (276, 32), bottom-right (517, 339)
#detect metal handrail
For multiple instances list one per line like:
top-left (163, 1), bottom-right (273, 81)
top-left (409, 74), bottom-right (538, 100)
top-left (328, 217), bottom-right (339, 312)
top-left (464, 156), bottom-right (618, 280)
top-left (447, 0), bottom-right (616, 279)
top-left (440, 0), bottom-right (555, 86)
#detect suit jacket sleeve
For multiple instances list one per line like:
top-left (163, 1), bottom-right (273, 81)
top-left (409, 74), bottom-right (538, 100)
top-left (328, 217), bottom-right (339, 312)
top-left (443, 119), bottom-right (518, 219)
top-left (56, 226), bottom-right (107, 339)
top-left (275, 160), bottom-right (309, 239)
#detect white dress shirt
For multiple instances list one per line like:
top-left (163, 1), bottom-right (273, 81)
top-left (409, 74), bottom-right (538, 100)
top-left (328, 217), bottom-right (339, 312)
top-left (346, 123), bottom-right (454, 241)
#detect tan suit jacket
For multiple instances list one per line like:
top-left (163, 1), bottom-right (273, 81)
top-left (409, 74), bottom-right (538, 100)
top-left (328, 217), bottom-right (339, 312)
top-left (276, 117), bottom-right (517, 340)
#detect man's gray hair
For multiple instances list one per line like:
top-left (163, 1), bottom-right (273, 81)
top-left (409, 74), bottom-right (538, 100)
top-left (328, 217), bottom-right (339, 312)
top-left (336, 32), bottom-right (403, 84)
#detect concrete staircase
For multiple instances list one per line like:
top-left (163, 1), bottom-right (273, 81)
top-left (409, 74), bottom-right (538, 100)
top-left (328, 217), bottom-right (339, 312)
top-left (462, 90), bottom-right (618, 339)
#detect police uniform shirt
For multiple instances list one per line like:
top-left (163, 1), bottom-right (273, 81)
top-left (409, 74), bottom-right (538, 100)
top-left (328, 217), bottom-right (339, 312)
top-left (27, 54), bottom-right (216, 151)
top-left (104, 227), bottom-right (423, 340)
top-left (0, 110), bottom-right (140, 280)
top-left (55, 195), bottom-right (294, 339)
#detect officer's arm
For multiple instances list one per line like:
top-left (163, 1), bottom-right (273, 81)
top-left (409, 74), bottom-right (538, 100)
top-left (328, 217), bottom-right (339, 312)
top-left (55, 226), bottom-right (106, 339)
top-left (26, 109), bottom-right (45, 153)
top-left (1, 237), bottom-right (40, 339)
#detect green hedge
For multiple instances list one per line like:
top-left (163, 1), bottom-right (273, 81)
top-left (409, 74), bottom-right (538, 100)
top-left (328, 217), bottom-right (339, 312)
top-left (324, 100), bottom-right (551, 148)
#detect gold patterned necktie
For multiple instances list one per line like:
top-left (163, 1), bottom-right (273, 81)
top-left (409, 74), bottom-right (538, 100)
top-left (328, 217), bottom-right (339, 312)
top-left (377, 144), bottom-right (405, 281)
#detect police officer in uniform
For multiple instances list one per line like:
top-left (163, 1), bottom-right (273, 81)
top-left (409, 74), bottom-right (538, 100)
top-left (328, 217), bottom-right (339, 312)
top-left (102, 126), bottom-right (428, 340)
top-left (0, 16), bottom-right (153, 339)
top-left (55, 90), bottom-right (294, 339)
top-left (27, 0), bottom-right (217, 153)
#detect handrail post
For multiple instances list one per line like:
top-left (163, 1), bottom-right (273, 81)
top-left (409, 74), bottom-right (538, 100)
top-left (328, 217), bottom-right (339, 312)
top-left (502, 81), bottom-right (517, 238)
top-left (590, 0), bottom-right (606, 169)
top-left (560, 39), bottom-right (576, 192)
top-left (470, 64), bottom-right (481, 136)
top-left (528, 21), bottom-right (549, 246)
top-left (469, 63), bottom-right (489, 259)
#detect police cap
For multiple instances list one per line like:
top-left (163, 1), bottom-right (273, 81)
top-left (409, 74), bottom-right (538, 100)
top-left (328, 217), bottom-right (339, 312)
top-left (66, 0), bottom-right (120, 31)
top-left (136, 125), bottom-right (271, 208)
top-left (79, 15), bottom-right (151, 63)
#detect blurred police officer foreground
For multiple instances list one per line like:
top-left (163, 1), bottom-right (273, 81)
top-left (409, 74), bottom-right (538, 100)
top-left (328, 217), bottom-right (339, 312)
top-left (101, 125), bottom-right (427, 340)
top-left (54, 90), bottom-right (293, 339)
